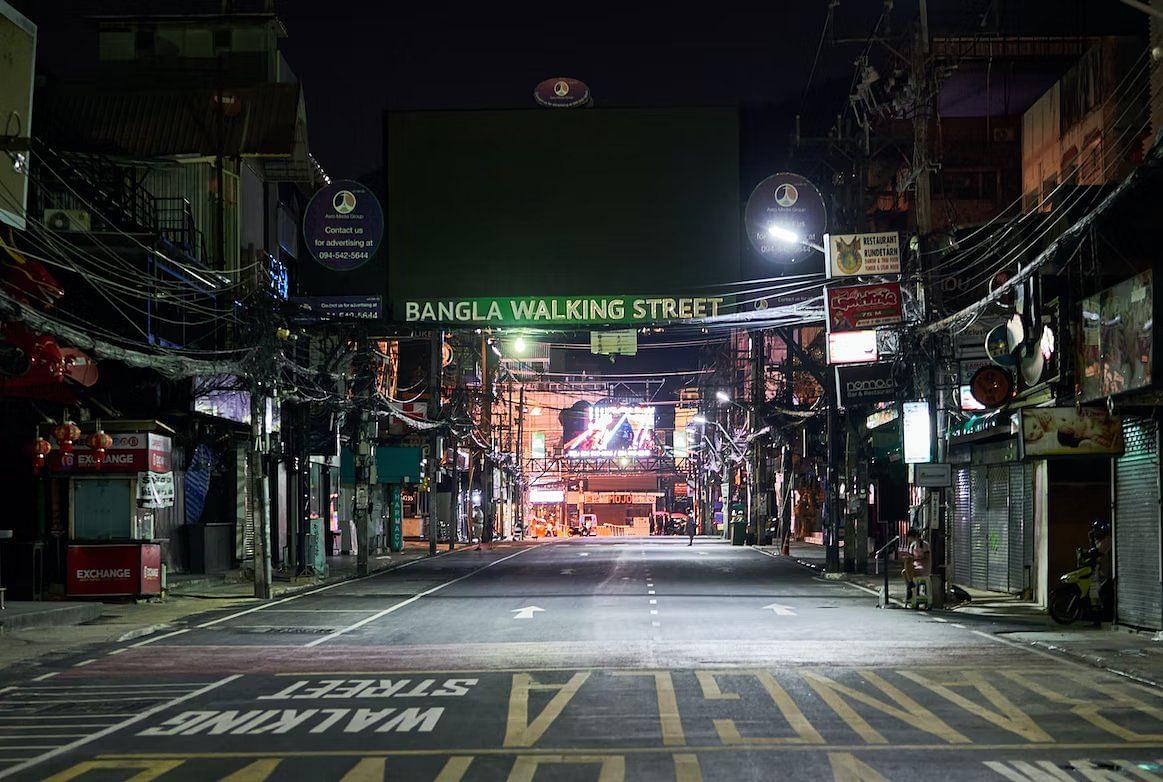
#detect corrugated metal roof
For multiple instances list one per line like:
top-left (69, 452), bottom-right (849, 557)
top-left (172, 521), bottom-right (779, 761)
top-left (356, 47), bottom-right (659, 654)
top-left (37, 83), bottom-right (300, 159)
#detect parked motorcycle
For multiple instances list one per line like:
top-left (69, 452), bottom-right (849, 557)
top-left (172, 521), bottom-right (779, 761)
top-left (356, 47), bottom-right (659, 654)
top-left (1049, 520), bottom-right (1112, 626)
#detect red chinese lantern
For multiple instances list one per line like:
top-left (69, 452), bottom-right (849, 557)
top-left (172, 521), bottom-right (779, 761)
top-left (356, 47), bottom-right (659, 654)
top-left (52, 421), bottom-right (81, 454)
top-left (32, 437), bottom-right (52, 475)
top-left (87, 430), bottom-right (113, 470)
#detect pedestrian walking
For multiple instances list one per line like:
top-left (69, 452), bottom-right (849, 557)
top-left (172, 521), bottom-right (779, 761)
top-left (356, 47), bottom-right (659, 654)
top-left (472, 506), bottom-right (484, 551)
top-left (481, 509), bottom-right (495, 551)
top-left (687, 515), bottom-right (696, 546)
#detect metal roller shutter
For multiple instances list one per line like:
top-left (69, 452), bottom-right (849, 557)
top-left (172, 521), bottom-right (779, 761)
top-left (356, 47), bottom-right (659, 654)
top-left (986, 466), bottom-right (1010, 592)
top-left (1007, 464), bottom-right (1028, 594)
top-left (1116, 416), bottom-right (1161, 629)
top-left (970, 467), bottom-right (989, 589)
top-left (952, 468), bottom-right (972, 586)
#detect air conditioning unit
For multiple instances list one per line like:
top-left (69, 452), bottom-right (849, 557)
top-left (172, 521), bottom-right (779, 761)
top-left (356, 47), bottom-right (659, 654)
top-left (43, 208), bottom-right (91, 232)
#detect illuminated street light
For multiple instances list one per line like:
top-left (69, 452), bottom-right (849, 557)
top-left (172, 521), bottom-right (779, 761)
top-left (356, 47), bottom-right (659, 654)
top-left (691, 415), bottom-right (707, 424)
top-left (514, 336), bottom-right (527, 354)
top-left (767, 223), bottom-right (826, 253)
top-left (715, 390), bottom-right (731, 403)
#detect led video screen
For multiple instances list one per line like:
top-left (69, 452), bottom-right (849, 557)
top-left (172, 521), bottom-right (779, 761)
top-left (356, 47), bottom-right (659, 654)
top-left (563, 405), bottom-right (657, 458)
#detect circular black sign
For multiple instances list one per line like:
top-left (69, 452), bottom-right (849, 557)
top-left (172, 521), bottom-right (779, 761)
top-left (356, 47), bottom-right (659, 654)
top-left (969, 365), bottom-right (1014, 408)
top-left (744, 172), bottom-right (827, 267)
top-left (303, 180), bottom-right (384, 272)
top-left (534, 77), bottom-right (591, 108)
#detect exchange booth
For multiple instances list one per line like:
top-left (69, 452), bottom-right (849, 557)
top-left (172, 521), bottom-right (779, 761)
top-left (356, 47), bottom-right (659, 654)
top-left (44, 424), bottom-right (172, 598)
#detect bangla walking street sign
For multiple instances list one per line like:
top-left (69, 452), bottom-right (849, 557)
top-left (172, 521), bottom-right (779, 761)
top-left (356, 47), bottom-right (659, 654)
top-left (403, 295), bottom-right (729, 326)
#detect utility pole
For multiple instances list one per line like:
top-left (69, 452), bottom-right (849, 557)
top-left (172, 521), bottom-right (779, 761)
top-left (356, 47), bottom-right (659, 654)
top-left (428, 330), bottom-right (443, 557)
top-left (354, 341), bottom-right (374, 577)
top-left (515, 382), bottom-right (526, 539)
top-left (779, 328), bottom-right (795, 555)
top-left (480, 335), bottom-right (493, 545)
top-left (749, 331), bottom-right (766, 544)
top-left (824, 375), bottom-right (841, 573)
top-left (250, 379), bottom-right (272, 599)
top-left (913, 0), bottom-right (946, 606)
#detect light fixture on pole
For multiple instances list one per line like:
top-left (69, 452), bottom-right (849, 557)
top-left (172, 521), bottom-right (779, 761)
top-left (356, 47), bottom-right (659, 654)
top-left (767, 224), bottom-right (826, 253)
top-left (715, 391), bottom-right (731, 403)
top-left (513, 336), bottom-right (527, 354)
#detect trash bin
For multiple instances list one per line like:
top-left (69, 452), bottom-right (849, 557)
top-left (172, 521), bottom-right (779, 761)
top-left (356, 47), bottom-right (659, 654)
top-left (730, 521), bottom-right (747, 546)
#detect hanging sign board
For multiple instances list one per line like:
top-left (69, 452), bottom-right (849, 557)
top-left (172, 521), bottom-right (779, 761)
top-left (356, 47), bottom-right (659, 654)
top-left (591, 329), bottom-right (638, 356)
top-left (835, 362), bottom-right (898, 406)
top-left (909, 463), bottom-right (952, 487)
top-left (1020, 407), bottom-right (1124, 458)
top-left (825, 232), bottom-right (901, 278)
top-left (826, 282), bottom-right (903, 332)
top-left (405, 295), bottom-right (728, 326)
top-left (903, 400), bottom-right (932, 464)
top-left (826, 330), bottom-right (878, 365)
top-left (743, 172), bottom-right (827, 267)
top-left (533, 77), bottom-right (591, 108)
top-left (303, 180), bottom-right (384, 272)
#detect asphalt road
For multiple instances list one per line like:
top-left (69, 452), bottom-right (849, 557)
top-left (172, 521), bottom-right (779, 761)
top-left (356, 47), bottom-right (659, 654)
top-left (3, 537), bottom-right (1163, 781)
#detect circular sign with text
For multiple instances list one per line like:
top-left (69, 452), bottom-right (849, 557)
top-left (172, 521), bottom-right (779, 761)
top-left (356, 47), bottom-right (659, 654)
top-left (303, 180), bottom-right (384, 272)
top-left (744, 172), bottom-right (827, 268)
top-left (969, 365), bottom-right (1014, 408)
top-left (534, 77), bottom-right (591, 108)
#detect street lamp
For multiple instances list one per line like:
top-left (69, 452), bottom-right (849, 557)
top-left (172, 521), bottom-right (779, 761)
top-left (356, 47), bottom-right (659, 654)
top-left (767, 224), bottom-right (825, 253)
top-left (514, 336), bottom-right (527, 354)
top-left (691, 414), bottom-right (707, 425)
top-left (715, 390), bottom-right (731, 403)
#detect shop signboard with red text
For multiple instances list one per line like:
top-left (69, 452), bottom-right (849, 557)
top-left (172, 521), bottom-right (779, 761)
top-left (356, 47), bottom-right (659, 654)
top-left (66, 543), bottom-right (162, 597)
top-left (47, 432), bottom-right (172, 473)
top-left (825, 282), bottom-right (903, 332)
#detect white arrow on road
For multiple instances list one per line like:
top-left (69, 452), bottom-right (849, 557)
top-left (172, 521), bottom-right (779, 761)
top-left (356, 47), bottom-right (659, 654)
top-left (560, 568), bottom-right (575, 575)
top-left (512, 606), bottom-right (546, 620)
top-left (761, 603), bottom-right (797, 616)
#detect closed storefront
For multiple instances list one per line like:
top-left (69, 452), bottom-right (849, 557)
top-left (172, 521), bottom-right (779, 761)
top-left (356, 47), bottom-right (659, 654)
top-left (951, 443), bottom-right (1035, 594)
top-left (1115, 416), bottom-right (1161, 629)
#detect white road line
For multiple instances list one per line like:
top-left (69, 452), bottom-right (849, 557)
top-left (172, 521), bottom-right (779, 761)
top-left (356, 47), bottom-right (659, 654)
top-left (650, 610), bottom-right (658, 615)
top-left (0, 715), bottom-right (135, 720)
top-left (30, 673), bottom-right (57, 682)
top-left (931, 616), bottom-right (948, 622)
top-left (649, 599), bottom-right (657, 605)
top-left (304, 546), bottom-right (539, 647)
top-left (951, 623), bottom-right (966, 629)
top-left (651, 622), bottom-right (661, 627)
top-left (0, 697), bottom-right (172, 704)
top-left (8, 684), bottom-right (208, 690)
top-left (72, 660), bottom-right (95, 668)
top-left (0, 675), bottom-right (239, 781)
top-left (177, 548), bottom-right (463, 635)
top-left (128, 629), bottom-right (191, 648)
top-left (648, 590), bottom-right (655, 595)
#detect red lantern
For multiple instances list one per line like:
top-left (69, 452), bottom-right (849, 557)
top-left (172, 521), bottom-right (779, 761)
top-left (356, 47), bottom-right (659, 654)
top-left (86, 430), bottom-right (113, 470)
top-left (52, 421), bottom-right (81, 454)
top-left (32, 437), bottom-right (52, 475)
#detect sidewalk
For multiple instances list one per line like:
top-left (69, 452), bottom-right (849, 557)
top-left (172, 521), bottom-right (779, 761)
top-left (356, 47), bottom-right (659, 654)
top-left (0, 539), bottom-right (472, 675)
top-left (763, 539), bottom-right (1163, 685)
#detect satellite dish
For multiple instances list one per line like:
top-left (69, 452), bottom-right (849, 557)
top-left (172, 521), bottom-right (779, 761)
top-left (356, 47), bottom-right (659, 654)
top-left (985, 324), bottom-right (1018, 367)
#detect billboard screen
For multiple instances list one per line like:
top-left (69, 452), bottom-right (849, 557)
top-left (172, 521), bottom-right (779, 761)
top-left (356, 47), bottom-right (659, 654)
top-left (385, 108), bottom-right (740, 317)
top-left (563, 405), bottom-right (657, 458)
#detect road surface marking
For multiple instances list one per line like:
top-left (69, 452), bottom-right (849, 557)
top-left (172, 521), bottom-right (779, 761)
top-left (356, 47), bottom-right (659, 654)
top-left (649, 599), bottom-right (657, 605)
top-left (560, 569), bottom-right (575, 575)
top-left (128, 629), bottom-right (191, 648)
top-left (803, 671), bottom-right (969, 745)
top-left (433, 756), bottom-right (474, 782)
top-left (952, 624), bottom-right (966, 629)
top-left (673, 753), bottom-right (703, 782)
top-left (71, 660), bottom-right (95, 668)
top-left (31, 673), bottom-right (58, 682)
top-left (611, 672), bottom-right (684, 745)
top-left (305, 547), bottom-right (538, 647)
top-left (696, 672), bottom-right (739, 701)
top-left (648, 590), bottom-right (656, 595)
top-left (219, 757), bottom-right (281, 781)
top-left (711, 672), bottom-right (824, 745)
top-left (512, 607), bottom-right (546, 620)
top-left (931, 616), bottom-right (948, 623)
top-left (652, 622), bottom-right (661, 628)
top-left (508, 755), bottom-right (625, 782)
top-left (897, 670), bottom-right (1051, 743)
top-left (762, 603), bottom-right (797, 616)
top-left (650, 610), bottom-right (658, 615)
top-left (828, 752), bottom-right (891, 782)
top-left (0, 675), bottom-right (239, 781)
top-left (504, 672), bottom-right (591, 748)
top-left (39, 759), bottom-right (186, 782)
top-left (579, 553), bottom-right (590, 557)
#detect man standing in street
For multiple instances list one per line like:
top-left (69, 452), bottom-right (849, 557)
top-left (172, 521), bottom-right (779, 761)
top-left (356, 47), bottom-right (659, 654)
top-left (688, 514), bottom-right (696, 546)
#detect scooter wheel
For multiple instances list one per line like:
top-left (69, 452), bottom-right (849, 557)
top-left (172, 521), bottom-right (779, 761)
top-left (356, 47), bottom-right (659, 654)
top-left (1048, 585), bottom-right (1082, 625)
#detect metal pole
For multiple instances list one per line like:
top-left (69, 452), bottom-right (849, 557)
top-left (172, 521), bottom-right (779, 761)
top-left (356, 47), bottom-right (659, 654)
top-left (481, 335), bottom-right (493, 545)
top-left (448, 431), bottom-right (458, 551)
top-left (515, 383), bottom-right (526, 539)
top-left (354, 342), bottom-right (372, 577)
top-left (250, 382), bottom-right (272, 599)
top-left (825, 369), bottom-right (841, 573)
top-left (428, 330), bottom-right (443, 557)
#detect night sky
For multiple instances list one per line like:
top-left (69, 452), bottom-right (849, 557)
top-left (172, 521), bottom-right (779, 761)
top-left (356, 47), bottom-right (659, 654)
top-left (15, 1), bottom-right (1145, 180)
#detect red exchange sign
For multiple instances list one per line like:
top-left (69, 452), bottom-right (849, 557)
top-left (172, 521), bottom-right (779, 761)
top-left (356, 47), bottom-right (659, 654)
top-left (826, 282), bottom-right (903, 332)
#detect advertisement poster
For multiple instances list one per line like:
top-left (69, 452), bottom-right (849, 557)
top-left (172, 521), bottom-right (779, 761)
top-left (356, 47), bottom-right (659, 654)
top-left (1079, 269), bottom-right (1153, 401)
top-left (530, 432), bottom-right (546, 459)
top-left (825, 232), bottom-right (901, 277)
top-left (563, 405), bottom-right (657, 458)
top-left (903, 401), bottom-right (932, 464)
top-left (835, 362), bottom-right (898, 406)
top-left (66, 544), bottom-right (161, 597)
top-left (826, 282), bottom-right (903, 332)
top-left (303, 180), bottom-right (384, 272)
top-left (1021, 408), bottom-right (1125, 457)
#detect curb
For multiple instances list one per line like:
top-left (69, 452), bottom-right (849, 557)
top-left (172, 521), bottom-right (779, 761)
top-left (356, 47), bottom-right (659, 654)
top-left (0, 603), bottom-right (104, 633)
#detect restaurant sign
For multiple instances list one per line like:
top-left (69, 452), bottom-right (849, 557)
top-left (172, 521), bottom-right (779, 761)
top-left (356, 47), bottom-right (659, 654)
top-left (403, 296), bottom-right (728, 326)
top-left (835, 362), bottom-right (898, 406)
top-left (825, 231), bottom-right (901, 278)
top-left (825, 282), bottom-right (903, 332)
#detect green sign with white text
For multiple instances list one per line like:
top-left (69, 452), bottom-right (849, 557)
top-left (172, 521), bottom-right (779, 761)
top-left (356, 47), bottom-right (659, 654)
top-left (403, 295), bottom-right (730, 326)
